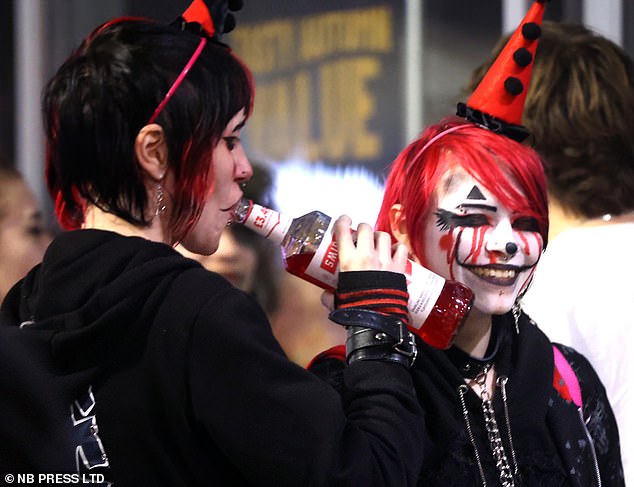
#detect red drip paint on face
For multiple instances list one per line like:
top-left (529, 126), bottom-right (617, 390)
top-left (533, 232), bottom-right (544, 255)
top-left (465, 229), bottom-right (477, 263)
top-left (518, 266), bottom-right (537, 296)
top-left (518, 232), bottom-right (531, 256)
top-left (465, 227), bottom-right (487, 264)
top-left (446, 229), bottom-right (460, 281)
top-left (440, 233), bottom-right (454, 256)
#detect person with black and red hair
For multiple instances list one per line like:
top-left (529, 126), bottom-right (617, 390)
top-left (0, 1), bottom-right (424, 485)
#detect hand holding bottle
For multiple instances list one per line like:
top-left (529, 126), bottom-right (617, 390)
top-left (232, 198), bottom-right (473, 349)
top-left (321, 215), bottom-right (409, 312)
top-left (326, 214), bottom-right (417, 367)
top-left (333, 215), bottom-right (409, 274)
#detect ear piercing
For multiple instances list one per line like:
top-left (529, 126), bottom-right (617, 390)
top-left (155, 182), bottom-right (167, 217)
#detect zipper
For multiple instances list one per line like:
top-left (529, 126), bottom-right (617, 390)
top-left (578, 408), bottom-right (601, 487)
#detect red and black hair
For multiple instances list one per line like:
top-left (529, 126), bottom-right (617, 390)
top-left (375, 117), bottom-right (549, 266)
top-left (43, 18), bottom-right (254, 241)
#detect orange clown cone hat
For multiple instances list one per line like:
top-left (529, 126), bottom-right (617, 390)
top-left (175, 0), bottom-right (243, 40)
top-left (457, 0), bottom-right (549, 141)
top-left (181, 0), bottom-right (216, 37)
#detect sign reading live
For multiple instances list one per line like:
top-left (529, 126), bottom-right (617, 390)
top-left (228, 1), bottom-right (404, 174)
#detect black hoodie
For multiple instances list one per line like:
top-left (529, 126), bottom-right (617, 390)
top-left (311, 312), bottom-right (625, 487)
top-left (0, 229), bottom-right (424, 487)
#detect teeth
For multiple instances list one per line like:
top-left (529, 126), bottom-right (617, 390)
top-left (471, 267), bottom-right (517, 279)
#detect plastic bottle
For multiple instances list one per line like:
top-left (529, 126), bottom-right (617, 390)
top-left (232, 198), bottom-right (473, 349)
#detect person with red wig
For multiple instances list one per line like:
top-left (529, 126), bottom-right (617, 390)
top-left (466, 22), bottom-right (634, 484)
top-left (313, 115), bottom-right (623, 486)
top-left (0, 1), bottom-right (425, 485)
top-left (310, 2), bottom-right (624, 485)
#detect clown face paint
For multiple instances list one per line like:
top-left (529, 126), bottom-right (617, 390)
top-left (422, 167), bottom-right (543, 316)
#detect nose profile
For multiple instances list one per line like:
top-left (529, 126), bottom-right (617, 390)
top-left (235, 151), bottom-right (253, 183)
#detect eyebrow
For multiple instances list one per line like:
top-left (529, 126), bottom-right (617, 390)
top-left (456, 203), bottom-right (498, 212)
top-left (231, 119), bottom-right (246, 133)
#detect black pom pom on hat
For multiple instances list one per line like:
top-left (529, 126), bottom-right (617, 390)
top-left (454, 0), bottom-right (548, 142)
top-left (513, 47), bottom-right (533, 67)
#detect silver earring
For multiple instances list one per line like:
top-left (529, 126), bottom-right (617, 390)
top-left (511, 301), bottom-right (521, 335)
top-left (155, 182), bottom-right (167, 217)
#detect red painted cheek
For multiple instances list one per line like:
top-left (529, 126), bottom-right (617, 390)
top-left (440, 233), bottom-right (454, 254)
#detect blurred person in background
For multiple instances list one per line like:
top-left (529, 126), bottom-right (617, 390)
top-left (466, 21), bottom-right (634, 484)
top-left (0, 163), bottom-right (52, 302)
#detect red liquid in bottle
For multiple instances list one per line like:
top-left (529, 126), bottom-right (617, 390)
top-left (284, 253), bottom-right (336, 293)
top-left (234, 198), bottom-right (473, 349)
top-left (417, 282), bottom-right (473, 349)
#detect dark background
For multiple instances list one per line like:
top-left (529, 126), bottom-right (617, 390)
top-left (1, 0), bottom-right (631, 177)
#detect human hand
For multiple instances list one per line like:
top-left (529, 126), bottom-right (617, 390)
top-left (333, 215), bottom-right (409, 274)
top-left (329, 216), bottom-right (416, 367)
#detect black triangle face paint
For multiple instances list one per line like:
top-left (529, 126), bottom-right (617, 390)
top-left (467, 185), bottom-right (486, 200)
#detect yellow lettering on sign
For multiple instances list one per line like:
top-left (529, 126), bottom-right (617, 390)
top-left (318, 57), bottom-right (380, 160)
top-left (232, 6), bottom-right (393, 163)
top-left (230, 21), bottom-right (295, 74)
top-left (248, 79), bottom-right (293, 159)
top-left (299, 7), bottom-right (392, 62)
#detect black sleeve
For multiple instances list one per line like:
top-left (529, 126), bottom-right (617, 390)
top-left (308, 352), bottom-right (346, 394)
top-left (558, 344), bottom-right (625, 486)
top-left (187, 271), bottom-right (425, 487)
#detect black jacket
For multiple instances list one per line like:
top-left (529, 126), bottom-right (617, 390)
top-left (0, 229), bottom-right (424, 487)
top-left (311, 311), bottom-right (625, 486)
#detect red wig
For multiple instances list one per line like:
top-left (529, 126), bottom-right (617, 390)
top-left (375, 117), bottom-right (549, 266)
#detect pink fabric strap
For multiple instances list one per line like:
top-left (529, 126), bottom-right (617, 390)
top-left (553, 345), bottom-right (582, 408)
top-left (411, 124), bottom-right (472, 163)
top-left (147, 37), bottom-right (207, 124)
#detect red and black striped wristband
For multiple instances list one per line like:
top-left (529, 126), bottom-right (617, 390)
top-left (335, 271), bottom-right (409, 328)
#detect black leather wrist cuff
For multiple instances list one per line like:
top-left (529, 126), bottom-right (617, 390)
top-left (329, 308), bottom-right (417, 368)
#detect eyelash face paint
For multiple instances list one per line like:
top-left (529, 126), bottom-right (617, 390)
top-left (435, 209), bottom-right (455, 232)
top-left (435, 208), bottom-right (491, 268)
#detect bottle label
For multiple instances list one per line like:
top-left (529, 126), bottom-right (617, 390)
top-left (405, 261), bottom-right (446, 330)
top-left (304, 219), bottom-right (339, 289)
top-left (303, 220), bottom-right (446, 330)
top-left (242, 203), bottom-right (291, 245)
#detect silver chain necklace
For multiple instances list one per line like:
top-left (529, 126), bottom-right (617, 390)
top-left (458, 364), bottom-right (518, 487)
